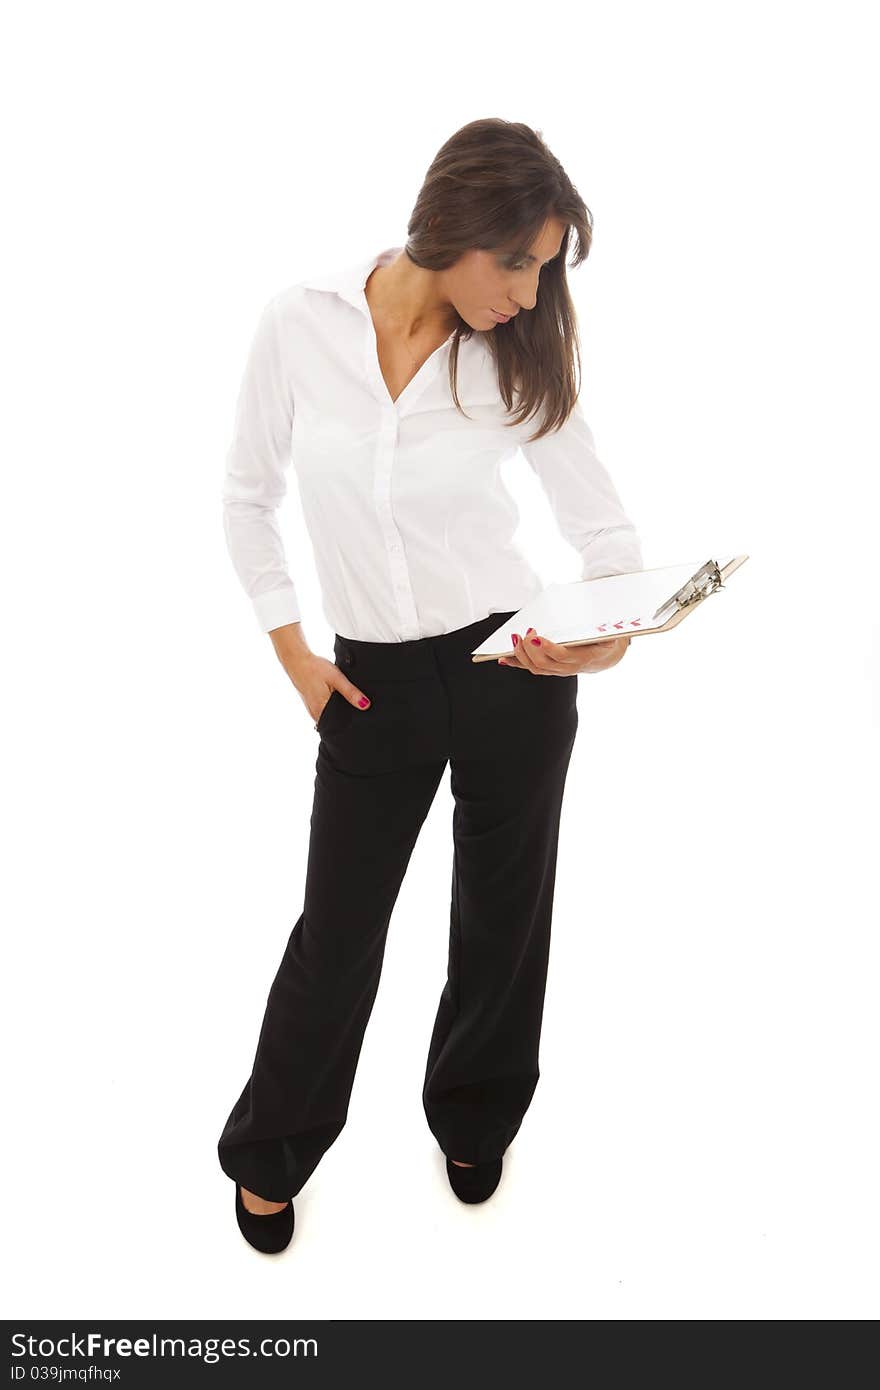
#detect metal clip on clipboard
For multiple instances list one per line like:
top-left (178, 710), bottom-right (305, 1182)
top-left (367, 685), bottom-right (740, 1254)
top-left (651, 559), bottom-right (726, 624)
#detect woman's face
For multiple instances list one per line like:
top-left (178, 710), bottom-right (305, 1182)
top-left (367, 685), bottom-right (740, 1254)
top-left (441, 218), bottom-right (567, 331)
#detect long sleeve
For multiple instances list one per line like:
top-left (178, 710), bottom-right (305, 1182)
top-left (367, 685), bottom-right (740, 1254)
top-left (221, 294), bottom-right (301, 632)
top-left (520, 397), bottom-right (644, 581)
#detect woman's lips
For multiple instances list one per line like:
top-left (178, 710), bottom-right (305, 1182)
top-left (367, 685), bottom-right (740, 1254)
top-left (491, 309), bottom-right (511, 323)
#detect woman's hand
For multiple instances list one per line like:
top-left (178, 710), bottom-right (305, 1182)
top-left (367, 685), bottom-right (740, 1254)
top-left (498, 627), bottom-right (631, 675)
top-left (269, 627), bottom-right (372, 723)
top-left (296, 656), bottom-right (372, 725)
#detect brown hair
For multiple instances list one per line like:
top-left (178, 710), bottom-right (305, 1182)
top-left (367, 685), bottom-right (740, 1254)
top-left (403, 117), bottom-right (594, 443)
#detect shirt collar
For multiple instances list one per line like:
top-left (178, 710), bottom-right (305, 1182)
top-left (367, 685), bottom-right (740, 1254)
top-left (301, 245), bottom-right (404, 312)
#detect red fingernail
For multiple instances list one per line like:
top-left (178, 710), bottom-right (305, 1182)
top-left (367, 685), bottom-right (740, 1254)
top-left (358, 697), bottom-right (369, 707)
top-left (511, 633), bottom-right (519, 645)
top-left (531, 638), bottom-right (541, 646)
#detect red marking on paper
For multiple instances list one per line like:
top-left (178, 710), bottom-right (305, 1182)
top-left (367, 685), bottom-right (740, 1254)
top-left (595, 617), bottom-right (642, 633)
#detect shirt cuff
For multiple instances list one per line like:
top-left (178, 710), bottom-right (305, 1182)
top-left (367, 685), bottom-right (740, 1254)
top-left (580, 531), bottom-right (644, 583)
top-left (253, 585), bottom-right (301, 633)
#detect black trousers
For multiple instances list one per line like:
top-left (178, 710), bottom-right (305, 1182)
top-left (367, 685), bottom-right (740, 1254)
top-left (217, 609), bottom-right (579, 1202)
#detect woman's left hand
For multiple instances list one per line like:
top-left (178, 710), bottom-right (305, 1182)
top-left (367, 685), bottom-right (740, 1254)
top-left (498, 627), bottom-right (631, 675)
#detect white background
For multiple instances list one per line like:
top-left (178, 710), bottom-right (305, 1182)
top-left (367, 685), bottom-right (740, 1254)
top-left (3, 0), bottom-right (878, 1322)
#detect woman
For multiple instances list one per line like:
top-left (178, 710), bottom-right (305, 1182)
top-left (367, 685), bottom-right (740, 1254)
top-left (217, 118), bottom-right (641, 1254)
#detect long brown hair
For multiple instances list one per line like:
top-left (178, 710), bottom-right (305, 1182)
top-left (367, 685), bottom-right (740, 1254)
top-left (403, 118), bottom-right (594, 443)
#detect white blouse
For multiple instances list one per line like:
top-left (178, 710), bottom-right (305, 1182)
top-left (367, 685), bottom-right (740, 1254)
top-left (221, 245), bottom-right (644, 642)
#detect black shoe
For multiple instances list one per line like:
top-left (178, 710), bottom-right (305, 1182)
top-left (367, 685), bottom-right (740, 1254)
top-left (235, 1184), bottom-right (295, 1253)
top-left (445, 1155), bottom-right (503, 1204)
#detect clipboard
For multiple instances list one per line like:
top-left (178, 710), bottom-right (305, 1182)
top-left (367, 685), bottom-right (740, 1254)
top-left (469, 555), bottom-right (749, 662)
